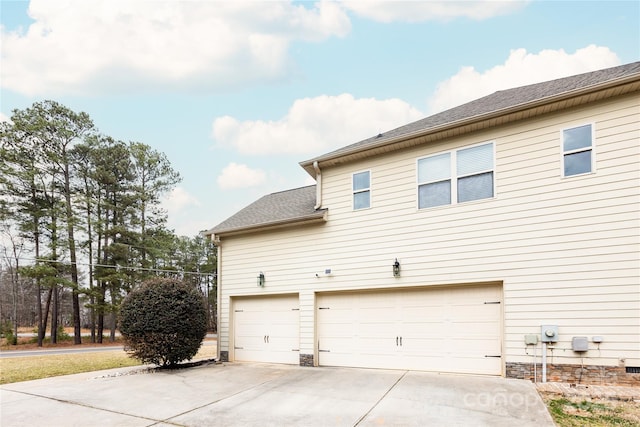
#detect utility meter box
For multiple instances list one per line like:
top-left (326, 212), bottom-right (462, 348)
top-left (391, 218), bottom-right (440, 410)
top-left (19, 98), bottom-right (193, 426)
top-left (524, 334), bottom-right (538, 345)
top-left (541, 325), bottom-right (559, 342)
top-left (572, 336), bottom-right (589, 352)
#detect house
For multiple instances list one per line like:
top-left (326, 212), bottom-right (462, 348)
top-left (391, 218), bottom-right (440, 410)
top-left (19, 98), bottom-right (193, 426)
top-left (205, 62), bottom-right (640, 385)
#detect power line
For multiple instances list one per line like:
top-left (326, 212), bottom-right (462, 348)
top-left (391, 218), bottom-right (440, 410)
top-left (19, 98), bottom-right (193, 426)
top-left (12, 256), bottom-right (215, 277)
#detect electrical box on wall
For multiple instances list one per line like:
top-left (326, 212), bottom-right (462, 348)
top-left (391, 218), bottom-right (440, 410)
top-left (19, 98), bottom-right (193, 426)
top-left (540, 325), bottom-right (559, 342)
top-left (525, 334), bottom-right (538, 345)
top-left (572, 336), bottom-right (589, 352)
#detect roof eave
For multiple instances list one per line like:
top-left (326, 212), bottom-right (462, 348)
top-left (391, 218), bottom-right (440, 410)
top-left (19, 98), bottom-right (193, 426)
top-left (300, 72), bottom-right (640, 176)
top-left (203, 209), bottom-right (328, 239)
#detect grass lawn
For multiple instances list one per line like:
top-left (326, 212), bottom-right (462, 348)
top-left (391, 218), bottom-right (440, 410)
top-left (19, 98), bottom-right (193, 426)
top-left (539, 393), bottom-right (640, 426)
top-left (0, 340), bottom-right (218, 385)
top-left (1, 350), bottom-right (141, 384)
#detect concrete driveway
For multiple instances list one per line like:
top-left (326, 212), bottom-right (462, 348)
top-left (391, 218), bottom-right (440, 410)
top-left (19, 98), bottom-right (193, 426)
top-left (1, 362), bottom-right (554, 427)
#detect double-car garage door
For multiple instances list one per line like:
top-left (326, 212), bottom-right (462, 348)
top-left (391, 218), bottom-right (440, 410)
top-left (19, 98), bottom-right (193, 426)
top-left (317, 285), bottom-right (502, 375)
top-left (233, 284), bottom-right (502, 375)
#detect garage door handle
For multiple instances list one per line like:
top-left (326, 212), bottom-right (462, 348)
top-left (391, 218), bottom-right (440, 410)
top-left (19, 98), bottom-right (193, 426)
top-left (400, 336), bottom-right (402, 346)
top-left (396, 336), bottom-right (399, 346)
top-left (485, 355), bottom-right (501, 358)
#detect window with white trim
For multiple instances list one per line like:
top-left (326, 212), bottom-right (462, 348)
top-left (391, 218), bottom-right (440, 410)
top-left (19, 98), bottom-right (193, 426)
top-left (352, 170), bottom-right (370, 210)
top-left (352, 171), bottom-right (371, 210)
top-left (418, 142), bottom-right (494, 209)
top-left (562, 124), bottom-right (593, 177)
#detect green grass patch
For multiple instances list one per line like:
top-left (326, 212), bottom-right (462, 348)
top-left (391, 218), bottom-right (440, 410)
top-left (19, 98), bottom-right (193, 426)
top-left (0, 350), bottom-right (141, 384)
top-left (0, 341), bottom-right (217, 384)
top-left (545, 397), bottom-right (639, 427)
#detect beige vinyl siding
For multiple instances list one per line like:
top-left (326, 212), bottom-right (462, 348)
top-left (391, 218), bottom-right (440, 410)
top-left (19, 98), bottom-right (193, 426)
top-left (218, 93), bottom-right (639, 368)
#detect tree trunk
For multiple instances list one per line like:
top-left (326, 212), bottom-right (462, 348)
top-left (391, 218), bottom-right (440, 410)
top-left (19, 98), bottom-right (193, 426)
top-left (39, 287), bottom-right (52, 344)
top-left (36, 282), bottom-right (43, 346)
top-left (51, 286), bottom-right (58, 344)
top-left (97, 281), bottom-right (105, 343)
top-left (109, 282), bottom-right (117, 342)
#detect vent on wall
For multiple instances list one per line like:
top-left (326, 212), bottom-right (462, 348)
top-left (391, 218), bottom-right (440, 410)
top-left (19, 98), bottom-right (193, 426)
top-left (625, 367), bottom-right (640, 374)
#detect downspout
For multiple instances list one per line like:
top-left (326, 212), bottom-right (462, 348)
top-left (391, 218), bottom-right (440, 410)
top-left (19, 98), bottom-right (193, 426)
top-left (313, 161), bottom-right (322, 209)
top-left (542, 342), bottom-right (547, 383)
top-left (214, 236), bottom-right (222, 362)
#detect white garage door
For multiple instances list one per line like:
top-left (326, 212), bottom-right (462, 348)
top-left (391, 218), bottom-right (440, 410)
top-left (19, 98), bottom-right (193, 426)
top-left (233, 295), bottom-right (300, 364)
top-left (317, 285), bottom-right (502, 375)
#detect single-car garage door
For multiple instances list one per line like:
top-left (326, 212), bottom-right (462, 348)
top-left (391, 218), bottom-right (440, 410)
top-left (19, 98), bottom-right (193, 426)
top-left (317, 284), bottom-right (502, 375)
top-left (233, 294), bottom-right (300, 364)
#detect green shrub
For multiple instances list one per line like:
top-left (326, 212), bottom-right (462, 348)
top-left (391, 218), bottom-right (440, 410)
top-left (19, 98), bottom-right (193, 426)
top-left (1, 321), bottom-right (17, 345)
top-left (57, 325), bottom-right (71, 341)
top-left (119, 278), bottom-right (207, 367)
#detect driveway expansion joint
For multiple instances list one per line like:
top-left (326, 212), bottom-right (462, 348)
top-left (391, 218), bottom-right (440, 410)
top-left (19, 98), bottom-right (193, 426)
top-left (3, 388), bottom-right (164, 424)
top-left (353, 370), bottom-right (408, 426)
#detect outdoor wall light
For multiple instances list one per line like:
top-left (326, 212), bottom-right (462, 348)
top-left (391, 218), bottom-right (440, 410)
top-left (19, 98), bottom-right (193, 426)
top-left (257, 272), bottom-right (265, 287)
top-left (392, 259), bottom-right (400, 277)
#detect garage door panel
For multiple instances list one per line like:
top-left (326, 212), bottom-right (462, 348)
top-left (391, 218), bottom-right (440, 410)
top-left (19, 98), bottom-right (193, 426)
top-left (234, 295), bottom-right (299, 364)
top-left (317, 285), bottom-right (502, 375)
top-left (234, 332), bottom-right (265, 352)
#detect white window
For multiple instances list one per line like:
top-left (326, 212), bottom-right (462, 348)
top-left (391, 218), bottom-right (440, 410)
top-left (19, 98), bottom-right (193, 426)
top-left (418, 142), bottom-right (494, 209)
top-left (562, 124), bottom-right (593, 177)
top-left (352, 170), bottom-right (370, 210)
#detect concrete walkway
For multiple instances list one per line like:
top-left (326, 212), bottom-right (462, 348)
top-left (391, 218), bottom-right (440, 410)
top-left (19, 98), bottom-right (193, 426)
top-left (1, 362), bottom-right (554, 427)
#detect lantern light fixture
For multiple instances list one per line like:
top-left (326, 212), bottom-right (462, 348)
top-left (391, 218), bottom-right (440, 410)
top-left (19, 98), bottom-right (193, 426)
top-left (393, 259), bottom-right (400, 277)
top-left (257, 272), bottom-right (265, 287)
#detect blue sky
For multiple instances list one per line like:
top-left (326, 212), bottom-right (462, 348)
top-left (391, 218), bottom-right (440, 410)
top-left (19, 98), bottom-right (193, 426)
top-left (1, 0), bottom-right (638, 236)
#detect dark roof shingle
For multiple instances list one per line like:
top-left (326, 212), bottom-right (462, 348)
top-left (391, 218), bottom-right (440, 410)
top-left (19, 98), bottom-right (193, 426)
top-left (302, 61), bottom-right (640, 165)
top-left (207, 185), bottom-right (325, 236)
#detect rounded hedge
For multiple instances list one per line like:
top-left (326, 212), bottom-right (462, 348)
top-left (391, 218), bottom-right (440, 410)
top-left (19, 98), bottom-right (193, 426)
top-left (119, 278), bottom-right (207, 367)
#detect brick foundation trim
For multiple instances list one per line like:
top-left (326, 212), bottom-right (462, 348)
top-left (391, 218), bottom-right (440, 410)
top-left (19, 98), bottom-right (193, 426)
top-left (219, 351), bottom-right (229, 362)
top-left (300, 354), bottom-right (314, 367)
top-left (506, 362), bottom-right (640, 386)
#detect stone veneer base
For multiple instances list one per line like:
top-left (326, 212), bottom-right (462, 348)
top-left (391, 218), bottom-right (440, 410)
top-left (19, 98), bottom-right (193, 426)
top-left (506, 362), bottom-right (640, 386)
top-left (299, 354), bottom-right (314, 367)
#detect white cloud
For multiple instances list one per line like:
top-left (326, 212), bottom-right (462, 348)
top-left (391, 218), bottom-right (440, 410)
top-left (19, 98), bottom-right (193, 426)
top-left (162, 186), bottom-right (201, 212)
top-left (0, 0), bottom-right (351, 96)
top-left (212, 94), bottom-right (423, 155)
top-left (427, 45), bottom-right (621, 114)
top-left (217, 163), bottom-right (267, 190)
top-left (342, 0), bottom-right (528, 22)
top-left (160, 187), bottom-right (221, 236)
top-left (0, 112), bottom-right (11, 123)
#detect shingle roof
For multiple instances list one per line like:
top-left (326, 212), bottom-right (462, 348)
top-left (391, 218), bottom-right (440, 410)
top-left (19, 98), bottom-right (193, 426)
top-left (301, 61), bottom-right (640, 169)
top-left (206, 185), bottom-right (325, 236)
